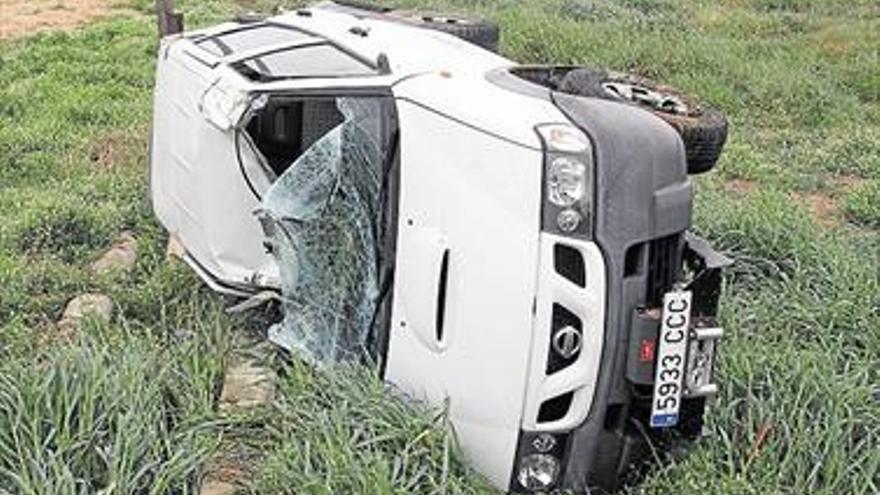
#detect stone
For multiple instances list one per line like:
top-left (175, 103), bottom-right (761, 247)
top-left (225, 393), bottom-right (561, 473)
top-left (219, 360), bottom-right (275, 410)
top-left (166, 233), bottom-right (186, 260)
top-left (200, 362), bottom-right (271, 495)
top-left (91, 231), bottom-right (137, 274)
top-left (199, 442), bottom-right (255, 495)
top-left (199, 480), bottom-right (237, 495)
top-left (57, 293), bottom-right (113, 336)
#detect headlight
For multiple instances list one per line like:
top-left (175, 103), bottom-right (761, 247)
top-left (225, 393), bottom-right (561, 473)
top-left (517, 453), bottom-right (560, 491)
top-left (547, 157), bottom-right (586, 207)
top-left (536, 123), bottom-right (594, 238)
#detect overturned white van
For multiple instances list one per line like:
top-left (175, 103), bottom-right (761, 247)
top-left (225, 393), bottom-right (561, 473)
top-left (150, 3), bottom-right (731, 493)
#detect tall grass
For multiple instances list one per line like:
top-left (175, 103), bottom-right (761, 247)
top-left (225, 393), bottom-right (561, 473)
top-left (0, 321), bottom-right (220, 494)
top-left (246, 360), bottom-right (493, 494)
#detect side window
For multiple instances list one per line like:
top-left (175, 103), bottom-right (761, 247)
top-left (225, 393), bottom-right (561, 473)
top-left (245, 96), bottom-right (345, 176)
top-left (233, 44), bottom-right (376, 81)
top-left (195, 25), bottom-right (316, 56)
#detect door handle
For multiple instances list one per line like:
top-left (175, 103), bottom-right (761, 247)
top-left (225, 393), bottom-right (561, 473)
top-left (399, 226), bottom-right (451, 353)
top-left (435, 248), bottom-right (450, 345)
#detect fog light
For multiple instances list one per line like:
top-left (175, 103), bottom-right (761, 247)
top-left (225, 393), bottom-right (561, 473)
top-left (517, 453), bottom-right (559, 491)
top-left (532, 433), bottom-right (557, 453)
top-left (556, 209), bottom-right (582, 233)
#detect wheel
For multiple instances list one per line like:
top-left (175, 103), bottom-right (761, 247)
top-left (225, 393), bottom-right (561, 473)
top-left (559, 67), bottom-right (728, 174)
top-left (330, 0), bottom-right (392, 13)
top-left (390, 11), bottom-right (501, 53)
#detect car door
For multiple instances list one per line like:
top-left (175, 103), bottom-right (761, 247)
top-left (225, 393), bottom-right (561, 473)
top-left (382, 72), bottom-right (549, 487)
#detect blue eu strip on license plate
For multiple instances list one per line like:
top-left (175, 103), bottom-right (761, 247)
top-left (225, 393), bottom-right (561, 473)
top-left (650, 289), bottom-right (692, 429)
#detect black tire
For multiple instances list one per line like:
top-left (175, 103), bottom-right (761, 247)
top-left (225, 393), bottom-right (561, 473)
top-left (331, 0), bottom-right (392, 13)
top-left (390, 11), bottom-right (500, 53)
top-left (559, 67), bottom-right (728, 174)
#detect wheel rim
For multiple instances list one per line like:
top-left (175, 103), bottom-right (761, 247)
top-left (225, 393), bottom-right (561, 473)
top-left (602, 81), bottom-right (690, 115)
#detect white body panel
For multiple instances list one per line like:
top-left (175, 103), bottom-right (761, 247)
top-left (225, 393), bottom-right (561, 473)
top-left (383, 99), bottom-right (543, 486)
top-left (150, 44), bottom-right (278, 288)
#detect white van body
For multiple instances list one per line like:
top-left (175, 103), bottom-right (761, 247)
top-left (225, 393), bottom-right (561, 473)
top-left (150, 4), bottom-right (727, 493)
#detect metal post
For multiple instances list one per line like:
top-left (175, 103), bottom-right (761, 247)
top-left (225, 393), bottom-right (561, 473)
top-left (156, 0), bottom-right (184, 37)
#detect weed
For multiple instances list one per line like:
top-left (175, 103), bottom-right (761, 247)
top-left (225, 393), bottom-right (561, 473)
top-left (844, 179), bottom-right (880, 227)
top-left (247, 360), bottom-right (494, 494)
top-left (0, 329), bottom-right (217, 494)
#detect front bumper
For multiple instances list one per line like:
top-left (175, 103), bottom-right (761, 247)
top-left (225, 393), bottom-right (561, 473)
top-left (510, 232), bottom-right (730, 494)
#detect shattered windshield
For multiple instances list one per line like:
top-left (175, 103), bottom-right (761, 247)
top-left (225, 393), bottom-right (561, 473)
top-left (256, 97), bottom-right (396, 364)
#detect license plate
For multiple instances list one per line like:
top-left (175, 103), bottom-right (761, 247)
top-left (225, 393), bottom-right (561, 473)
top-left (650, 289), bottom-right (692, 428)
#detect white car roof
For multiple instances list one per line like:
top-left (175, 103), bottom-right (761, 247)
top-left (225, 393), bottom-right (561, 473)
top-left (271, 6), bottom-right (516, 78)
top-left (181, 5), bottom-right (566, 148)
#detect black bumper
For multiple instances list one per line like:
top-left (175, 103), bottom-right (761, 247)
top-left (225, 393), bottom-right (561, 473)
top-left (510, 93), bottom-right (730, 494)
top-left (510, 232), bottom-right (730, 494)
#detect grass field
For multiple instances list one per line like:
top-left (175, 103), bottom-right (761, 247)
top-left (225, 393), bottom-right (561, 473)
top-left (0, 0), bottom-right (878, 493)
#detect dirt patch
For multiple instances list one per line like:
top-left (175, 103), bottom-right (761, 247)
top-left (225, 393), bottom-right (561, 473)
top-left (90, 133), bottom-right (125, 169)
top-left (90, 138), bottom-right (118, 169)
top-left (814, 25), bottom-right (853, 58)
top-left (791, 191), bottom-right (842, 228)
top-left (724, 178), bottom-right (758, 195)
top-left (806, 193), bottom-right (841, 227)
top-left (694, 6), bottom-right (726, 31)
top-left (0, 0), bottom-right (118, 40)
top-left (830, 173), bottom-right (865, 191)
top-left (797, 175), bottom-right (866, 228)
top-left (87, 130), bottom-right (148, 169)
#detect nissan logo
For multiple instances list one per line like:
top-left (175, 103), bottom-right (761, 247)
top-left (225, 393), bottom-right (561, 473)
top-left (552, 326), bottom-right (582, 359)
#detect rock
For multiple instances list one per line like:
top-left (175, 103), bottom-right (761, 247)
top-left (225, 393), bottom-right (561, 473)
top-left (219, 360), bottom-right (275, 410)
top-left (199, 442), bottom-right (256, 495)
top-left (202, 363), bottom-right (271, 494)
top-left (57, 293), bottom-right (113, 336)
top-left (60, 293), bottom-right (113, 322)
top-left (91, 231), bottom-right (137, 274)
top-left (166, 233), bottom-right (186, 260)
top-left (199, 480), bottom-right (237, 495)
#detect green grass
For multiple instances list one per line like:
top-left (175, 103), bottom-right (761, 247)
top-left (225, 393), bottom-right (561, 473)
top-left (844, 179), bottom-right (880, 227)
top-left (247, 361), bottom-right (491, 494)
top-left (0, 317), bottom-right (226, 494)
top-left (0, 0), bottom-right (878, 493)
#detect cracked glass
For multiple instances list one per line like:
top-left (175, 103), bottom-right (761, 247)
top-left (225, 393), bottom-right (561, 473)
top-left (256, 97), bottom-right (394, 364)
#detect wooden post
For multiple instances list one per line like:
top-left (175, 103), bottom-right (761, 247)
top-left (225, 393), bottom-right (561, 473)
top-left (156, 0), bottom-right (184, 37)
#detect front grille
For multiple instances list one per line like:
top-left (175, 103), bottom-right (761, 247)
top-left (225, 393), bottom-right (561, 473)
top-left (645, 234), bottom-right (683, 306)
top-left (538, 391), bottom-right (574, 423)
top-left (554, 243), bottom-right (586, 287)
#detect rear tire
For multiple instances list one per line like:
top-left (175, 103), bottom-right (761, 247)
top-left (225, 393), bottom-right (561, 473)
top-left (559, 67), bottom-right (728, 174)
top-left (390, 11), bottom-right (500, 53)
top-left (330, 0), bottom-right (392, 13)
